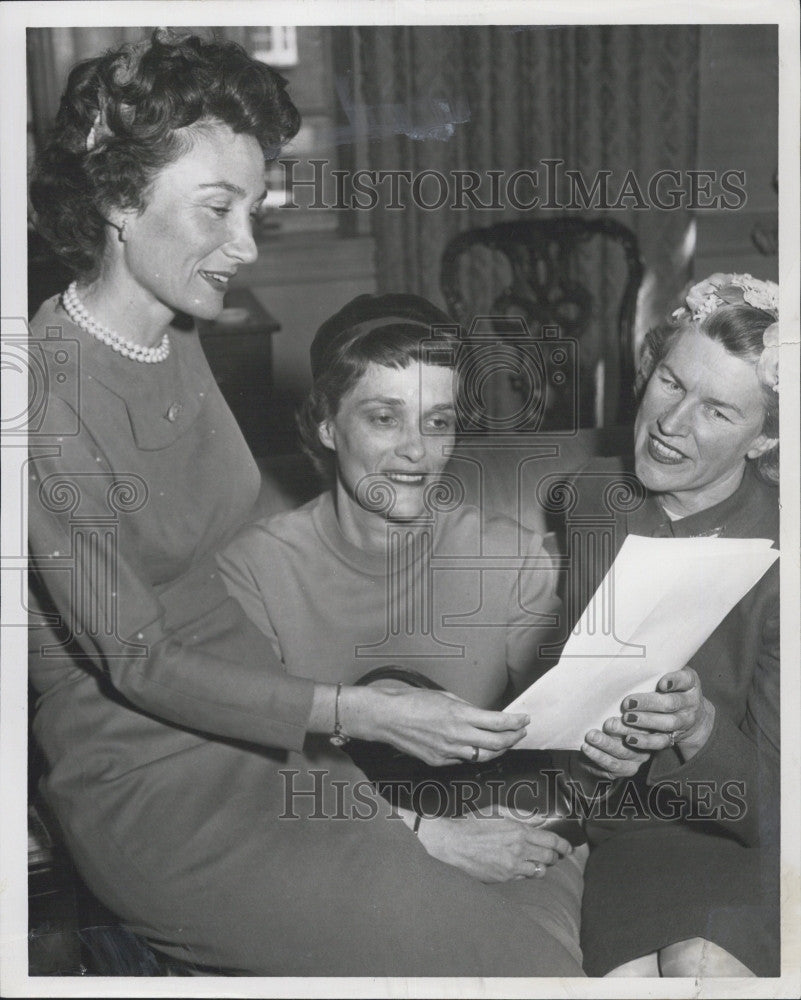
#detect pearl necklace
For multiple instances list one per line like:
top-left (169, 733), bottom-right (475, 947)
top-left (62, 282), bottom-right (170, 363)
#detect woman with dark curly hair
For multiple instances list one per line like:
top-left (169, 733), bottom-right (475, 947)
top-left (569, 275), bottom-right (781, 977)
top-left (27, 31), bottom-right (582, 976)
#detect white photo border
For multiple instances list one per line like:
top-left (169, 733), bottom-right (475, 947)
top-left (2, 2), bottom-right (799, 997)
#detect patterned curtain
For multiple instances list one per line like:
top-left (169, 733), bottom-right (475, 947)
top-left (345, 25), bottom-right (700, 418)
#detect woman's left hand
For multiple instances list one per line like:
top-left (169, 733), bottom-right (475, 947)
top-left (416, 806), bottom-right (574, 883)
top-left (617, 667), bottom-right (716, 761)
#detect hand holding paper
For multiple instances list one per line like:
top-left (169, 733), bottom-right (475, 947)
top-left (506, 534), bottom-right (778, 750)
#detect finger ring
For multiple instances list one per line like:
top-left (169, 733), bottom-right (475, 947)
top-left (471, 746), bottom-right (480, 762)
top-left (529, 862), bottom-right (544, 878)
top-left (669, 731), bottom-right (679, 747)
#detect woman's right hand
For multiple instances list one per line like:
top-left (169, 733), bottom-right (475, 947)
top-left (581, 716), bottom-right (650, 779)
top-left (417, 806), bottom-right (574, 883)
top-left (341, 685), bottom-right (530, 766)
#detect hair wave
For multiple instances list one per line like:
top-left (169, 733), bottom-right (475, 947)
top-left (30, 30), bottom-right (300, 278)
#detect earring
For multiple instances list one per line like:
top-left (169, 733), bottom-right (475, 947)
top-left (118, 219), bottom-right (127, 243)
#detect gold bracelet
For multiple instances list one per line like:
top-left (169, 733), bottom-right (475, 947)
top-left (329, 682), bottom-right (349, 747)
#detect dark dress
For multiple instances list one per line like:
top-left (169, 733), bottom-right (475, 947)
top-left (26, 295), bottom-right (584, 977)
top-left (572, 459), bottom-right (780, 976)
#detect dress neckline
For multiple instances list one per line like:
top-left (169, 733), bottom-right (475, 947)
top-left (628, 463), bottom-right (777, 542)
top-left (311, 491), bottom-right (443, 578)
top-left (31, 294), bottom-right (210, 450)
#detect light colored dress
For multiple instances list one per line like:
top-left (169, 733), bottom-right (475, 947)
top-left (218, 489), bottom-right (586, 961)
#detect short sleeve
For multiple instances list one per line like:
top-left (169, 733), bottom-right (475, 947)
top-left (216, 526), bottom-right (284, 661)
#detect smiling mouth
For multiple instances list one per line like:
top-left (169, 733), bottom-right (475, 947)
top-left (383, 472), bottom-right (430, 485)
top-left (647, 433), bottom-right (688, 464)
top-left (199, 270), bottom-right (235, 290)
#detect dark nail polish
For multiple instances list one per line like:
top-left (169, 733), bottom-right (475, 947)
top-left (625, 735), bottom-right (639, 746)
top-left (625, 698), bottom-right (638, 710)
top-left (625, 713), bottom-right (638, 724)
top-left (665, 680), bottom-right (674, 691)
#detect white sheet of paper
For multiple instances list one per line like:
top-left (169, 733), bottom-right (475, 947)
top-left (507, 534), bottom-right (779, 749)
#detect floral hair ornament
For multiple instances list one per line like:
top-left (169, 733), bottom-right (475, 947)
top-left (672, 272), bottom-right (779, 322)
top-left (757, 322), bottom-right (780, 394)
top-left (672, 272), bottom-right (780, 393)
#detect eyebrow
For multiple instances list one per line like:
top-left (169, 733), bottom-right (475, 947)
top-left (197, 182), bottom-right (268, 201)
top-left (356, 397), bottom-right (456, 412)
top-left (660, 362), bottom-right (745, 418)
top-left (357, 396), bottom-right (404, 407)
top-left (704, 396), bottom-right (745, 418)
